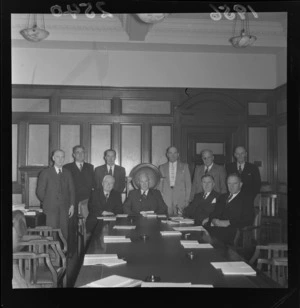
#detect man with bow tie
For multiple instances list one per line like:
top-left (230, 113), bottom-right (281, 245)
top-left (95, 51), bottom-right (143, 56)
top-left (203, 173), bottom-right (254, 245)
top-left (124, 173), bottom-right (168, 216)
top-left (226, 146), bottom-right (261, 202)
top-left (86, 175), bottom-right (123, 233)
top-left (36, 149), bottom-right (75, 242)
top-left (183, 174), bottom-right (220, 225)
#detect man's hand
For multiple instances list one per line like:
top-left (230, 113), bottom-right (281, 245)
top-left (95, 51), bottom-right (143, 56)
top-left (102, 211), bottom-right (114, 216)
top-left (202, 218), bottom-right (209, 225)
top-left (69, 205), bottom-right (74, 218)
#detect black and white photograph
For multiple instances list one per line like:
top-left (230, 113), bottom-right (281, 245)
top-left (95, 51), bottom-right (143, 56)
top-left (2, 0), bottom-right (300, 306)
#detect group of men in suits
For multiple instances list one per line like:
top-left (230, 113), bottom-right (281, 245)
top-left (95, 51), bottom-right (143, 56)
top-left (36, 144), bottom-right (261, 252)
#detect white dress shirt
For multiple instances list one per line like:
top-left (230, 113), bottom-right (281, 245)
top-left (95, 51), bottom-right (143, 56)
top-left (54, 166), bottom-right (62, 174)
top-left (169, 161), bottom-right (177, 187)
top-left (107, 164), bottom-right (115, 175)
top-left (204, 163), bottom-right (213, 173)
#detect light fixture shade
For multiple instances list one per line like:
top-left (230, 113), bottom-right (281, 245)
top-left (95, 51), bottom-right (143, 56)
top-left (137, 13), bottom-right (168, 24)
top-left (229, 31), bottom-right (257, 48)
top-left (20, 26), bottom-right (49, 42)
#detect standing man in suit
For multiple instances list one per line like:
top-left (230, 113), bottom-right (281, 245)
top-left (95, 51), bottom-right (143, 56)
top-left (86, 175), bottom-right (123, 233)
top-left (158, 146), bottom-right (191, 216)
top-left (63, 145), bottom-right (94, 256)
top-left (124, 173), bottom-right (168, 216)
top-left (36, 149), bottom-right (75, 243)
top-left (94, 149), bottom-right (126, 194)
top-left (183, 174), bottom-right (220, 225)
top-left (203, 174), bottom-right (254, 245)
top-left (226, 146), bottom-right (261, 202)
top-left (190, 149), bottom-right (227, 200)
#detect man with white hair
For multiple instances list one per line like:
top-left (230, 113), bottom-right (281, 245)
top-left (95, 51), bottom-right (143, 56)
top-left (124, 173), bottom-right (168, 216)
top-left (190, 149), bottom-right (227, 200)
top-left (86, 175), bottom-right (123, 233)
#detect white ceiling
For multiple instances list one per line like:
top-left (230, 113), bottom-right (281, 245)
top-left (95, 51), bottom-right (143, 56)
top-left (11, 13), bottom-right (287, 54)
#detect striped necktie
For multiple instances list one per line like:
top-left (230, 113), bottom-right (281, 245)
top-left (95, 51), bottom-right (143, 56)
top-left (108, 167), bottom-right (112, 176)
top-left (203, 192), bottom-right (208, 199)
top-left (226, 194), bottom-right (233, 204)
top-left (80, 163), bottom-right (83, 171)
top-left (238, 164), bottom-right (242, 174)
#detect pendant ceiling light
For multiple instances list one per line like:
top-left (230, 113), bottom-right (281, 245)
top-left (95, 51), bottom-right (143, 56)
top-left (229, 13), bottom-right (257, 48)
top-left (20, 14), bottom-right (49, 42)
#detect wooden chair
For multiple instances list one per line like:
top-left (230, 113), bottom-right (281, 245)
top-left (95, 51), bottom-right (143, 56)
top-left (233, 209), bottom-right (262, 260)
top-left (13, 210), bottom-right (67, 253)
top-left (258, 194), bottom-right (283, 243)
top-left (13, 222), bottom-right (66, 288)
top-left (249, 243), bottom-right (288, 287)
top-left (78, 199), bottom-right (89, 254)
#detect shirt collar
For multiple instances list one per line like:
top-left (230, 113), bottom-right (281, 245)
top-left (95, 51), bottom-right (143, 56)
top-left (169, 161), bottom-right (177, 166)
top-left (205, 163), bottom-right (213, 171)
top-left (141, 189), bottom-right (149, 195)
top-left (54, 166), bottom-right (62, 173)
top-left (76, 161), bottom-right (84, 168)
top-left (107, 164), bottom-right (115, 171)
top-left (237, 162), bottom-right (245, 168)
top-left (204, 191), bottom-right (211, 197)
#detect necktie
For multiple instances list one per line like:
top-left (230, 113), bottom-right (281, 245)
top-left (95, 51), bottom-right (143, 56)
top-left (204, 167), bottom-right (208, 175)
top-left (142, 191), bottom-right (147, 199)
top-left (238, 164), bottom-right (242, 174)
top-left (58, 168), bottom-right (62, 174)
top-left (105, 193), bottom-right (109, 202)
top-left (80, 163), bottom-right (83, 171)
top-left (58, 169), bottom-right (63, 195)
top-left (108, 167), bottom-right (112, 176)
top-left (226, 194), bottom-right (233, 204)
top-left (203, 192), bottom-right (207, 199)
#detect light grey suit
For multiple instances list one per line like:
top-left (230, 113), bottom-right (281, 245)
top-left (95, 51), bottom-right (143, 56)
top-left (158, 161), bottom-right (191, 216)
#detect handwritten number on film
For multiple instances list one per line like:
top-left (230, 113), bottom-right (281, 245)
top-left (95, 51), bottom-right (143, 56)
top-left (209, 4), bottom-right (258, 21)
top-left (50, 2), bottom-right (113, 19)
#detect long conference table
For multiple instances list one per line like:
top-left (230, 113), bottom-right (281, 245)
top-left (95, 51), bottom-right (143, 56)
top-left (75, 215), bottom-right (280, 288)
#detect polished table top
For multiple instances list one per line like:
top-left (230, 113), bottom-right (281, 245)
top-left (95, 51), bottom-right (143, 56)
top-left (75, 216), bottom-right (279, 288)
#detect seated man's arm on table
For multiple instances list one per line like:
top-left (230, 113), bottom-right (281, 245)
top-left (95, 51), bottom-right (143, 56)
top-left (112, 191), bottom-right (123, 215)
top-left (154, 190), bottom-right (168, 215)
top-left (205, 195), bottom-right (226, 226)
top-left (183, 194), bottom-right (200, 219)
top-left (123, 191), bottom-right (135, 215)
top-left (229, 195), bottom-right (254, 229)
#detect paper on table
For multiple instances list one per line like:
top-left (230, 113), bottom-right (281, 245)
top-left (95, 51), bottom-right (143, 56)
top-left (24, 211), bottom-right (36, 216)
top-left (173, 226), bottom-right (206, 232)
top-left (180, 241), bottom-right (213, 249)
top-left (116, 214), bottom-right (128, 218)
top-left (142, 282), bottom-right (192, 287)
top-left (101, 259), bottom-right (127, 267)
top-left (97, 216), bottom-right (117, 221)
top-left (113, 225), bottom-right (136, 230)
top-left (140, 211), bottom-right (154, 215)
top-left (161, 220), bottom-right (180, 225)
top-left (81, 275), bottom-right (142, 288)
top-left (169, 216), bottom-right (184, 221)
top-left (211, 262), bottom-right (256, 276)
top-left (85, 254), bottom-right (118, 259)
top-left (84, 256), bottom-right (118, 266)
top-left (157, 215), bottom-right (167, 218)
top-left (160, 231), bottom-right (182, 236)
top-left (103, 236), bottom-right (131, 243)
top-left (179, 219), bottom-right (195, 224)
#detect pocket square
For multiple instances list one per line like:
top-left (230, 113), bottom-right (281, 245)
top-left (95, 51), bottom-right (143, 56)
top-left (211, 198), bottom-right (216, 204)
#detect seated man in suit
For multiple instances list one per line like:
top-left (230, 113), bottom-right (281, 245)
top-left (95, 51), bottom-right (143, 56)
top-left (226, 146), bottom-right (261, 203)
top-left (94, 149), bottom-right (126, 194)
top-left (183, 174), bottom-right (220, 225)
top-left (190, 149), bottom-right (227, 200)
top-left (86, 175), bottom-right (123, 233)
top-left (124, 173), bottom-right (168, 216)
top-left (203, 173), bottom-right (254, 245)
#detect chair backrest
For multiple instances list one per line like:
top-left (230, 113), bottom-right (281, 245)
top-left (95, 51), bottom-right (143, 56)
top-left (78, 199), bottom-right (89, 219)
top-left (259, 194), bottom-right (279, 217)
top-left (13, 210), bottom-right (28, 240)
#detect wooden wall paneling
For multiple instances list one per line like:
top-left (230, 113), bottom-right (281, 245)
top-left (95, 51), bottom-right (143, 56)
top-left (121, 124), bottom-right (142, 175)
top-left (90, 124), bottom-right (112, 168)
top-left (28, 124), bottom-right (50, 166)
top-left (112, 97), bottom-right (122, 115)
top-left (151, 125), bottom-right (172, 167)
top-left (12, 124), bottom-right (18, 182)
top-left (81, 122), bottom-right (91, 163)
top-left (142, 123), bottom-right (150, 163)
top-left (112, 122), bottom-right (121, 165)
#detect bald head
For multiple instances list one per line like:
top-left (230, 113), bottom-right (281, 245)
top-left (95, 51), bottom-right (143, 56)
top-left (138, 173), bottom-right (150, 191)
top-left (167, 146), bottom-right (179, 163)
top-left (102, 175), bottom-right (115, 193)
top-left (234, 146), bottom-right (247, 164)
top-left (201, 149), bottom-right (214, 167)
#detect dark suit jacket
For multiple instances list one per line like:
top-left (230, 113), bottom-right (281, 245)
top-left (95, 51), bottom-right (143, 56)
top-left (205, 191), bottom-right (254, 245)
top-left (86, 188), bottom-right (123, 233)
top-left (124, 189), bottom-right (168, 216)
top-left (226, 162), bottom-right (261, 198)
top-left (63, 161), bottom-right (94, 204)
top-left (183, 190), bottom-right (220, 224)
top-left (36, 167), bottom-right (75, 213)
top-left (94, 164), bottom-right (126, 193)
